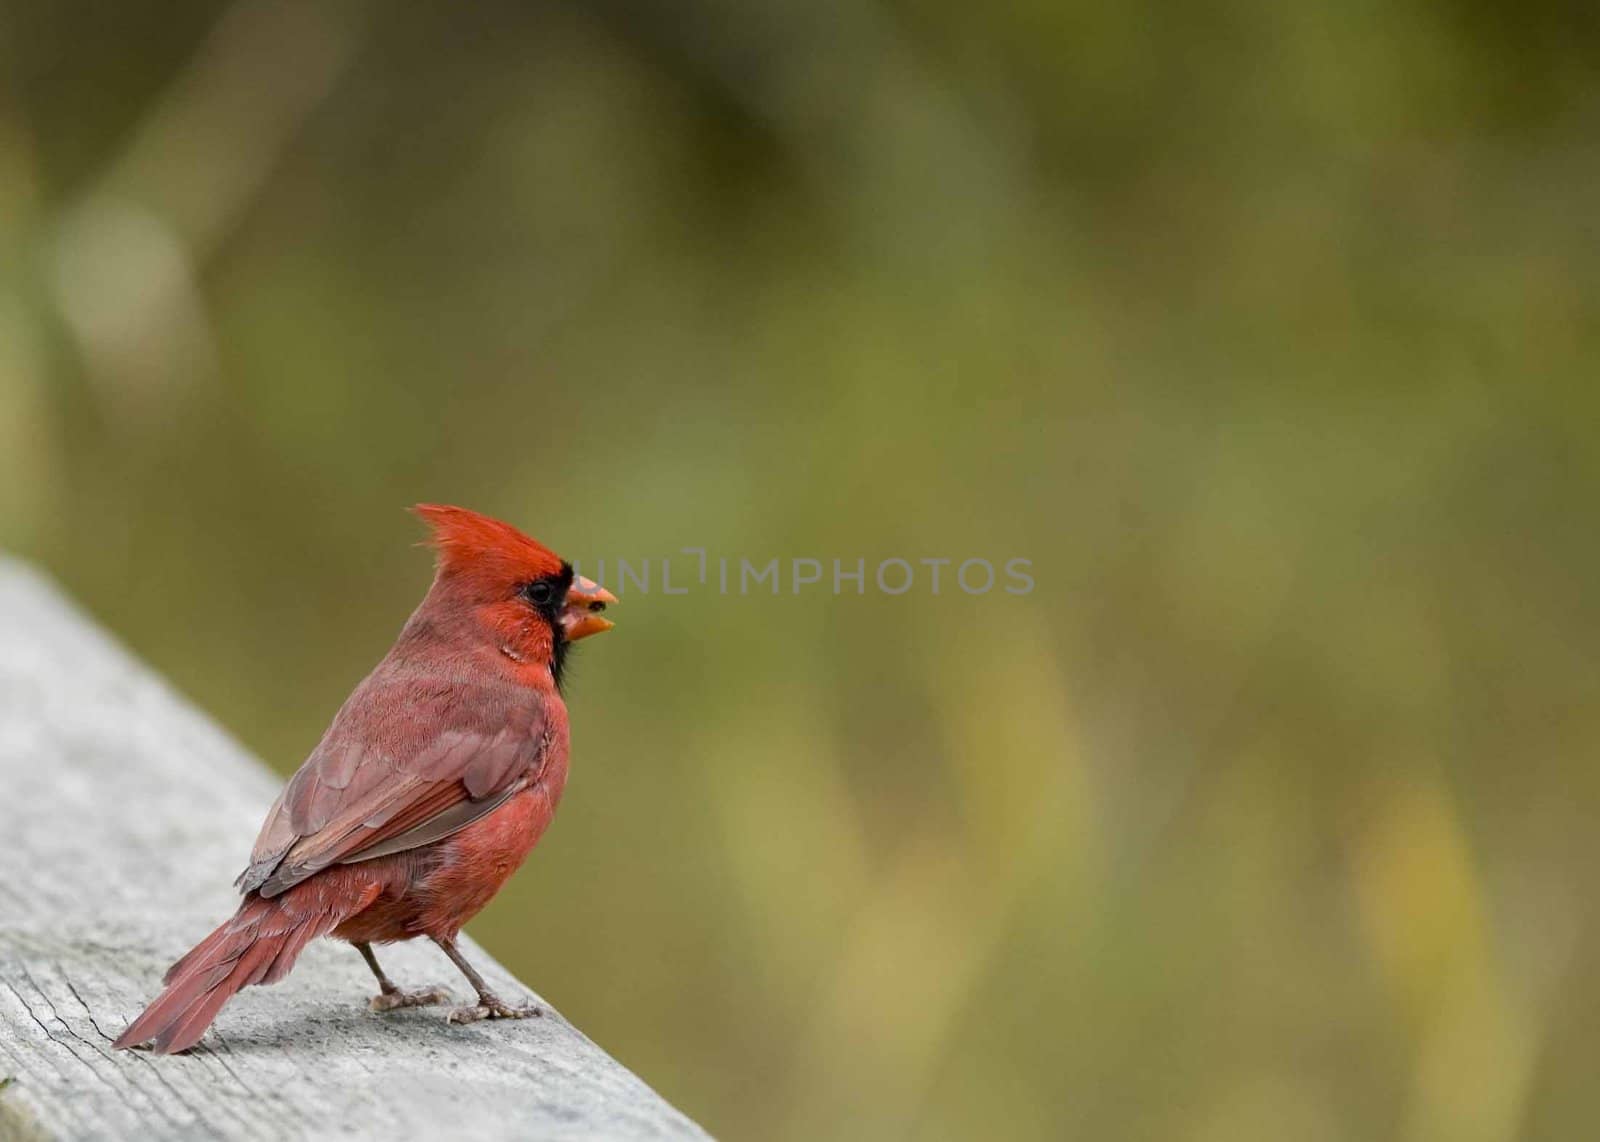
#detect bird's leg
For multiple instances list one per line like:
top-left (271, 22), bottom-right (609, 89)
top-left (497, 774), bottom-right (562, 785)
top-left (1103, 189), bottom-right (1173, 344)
top-left (356, 942), bottom-right (452, 1012)
top-left (433, 936), bottom-right (543, 1024)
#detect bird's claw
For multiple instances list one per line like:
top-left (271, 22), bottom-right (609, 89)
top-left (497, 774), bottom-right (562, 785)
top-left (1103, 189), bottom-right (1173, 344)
top-left (447, 995), bottom-right (543, 1024)
top-left (369, 985), bottom-right (453, 1012)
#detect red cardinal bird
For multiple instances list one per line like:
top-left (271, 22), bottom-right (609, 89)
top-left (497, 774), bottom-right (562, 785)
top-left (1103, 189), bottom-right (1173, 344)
top-left (114, 505), bottom-right (616, 1054)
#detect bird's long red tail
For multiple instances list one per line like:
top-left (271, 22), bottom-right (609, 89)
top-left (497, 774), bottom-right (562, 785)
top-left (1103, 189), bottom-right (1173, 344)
top-left (114, 886), bottom-right (363, 1054)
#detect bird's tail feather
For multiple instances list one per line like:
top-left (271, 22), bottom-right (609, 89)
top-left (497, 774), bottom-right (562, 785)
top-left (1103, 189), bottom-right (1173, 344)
top-left (114, 890), bottom-right (350, 1055)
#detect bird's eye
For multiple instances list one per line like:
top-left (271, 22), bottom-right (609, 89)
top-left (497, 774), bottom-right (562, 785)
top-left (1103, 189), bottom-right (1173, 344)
top-left (525, 581), bottom-right (554, 606)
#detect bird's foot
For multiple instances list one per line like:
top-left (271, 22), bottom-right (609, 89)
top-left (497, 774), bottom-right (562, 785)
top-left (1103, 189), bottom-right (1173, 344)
top-left (370, 985), bottom-right (453, 1012)
top-left (447, 992), bottom-right (543, 1024)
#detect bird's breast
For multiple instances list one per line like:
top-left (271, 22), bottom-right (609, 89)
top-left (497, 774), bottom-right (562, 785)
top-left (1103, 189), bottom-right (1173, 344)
top-left (409, 750), bottom-right (569, 937)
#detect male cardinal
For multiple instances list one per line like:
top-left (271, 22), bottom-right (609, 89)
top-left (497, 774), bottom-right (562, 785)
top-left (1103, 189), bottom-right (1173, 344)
top-left (114, 505), bottom-right (616, 1054)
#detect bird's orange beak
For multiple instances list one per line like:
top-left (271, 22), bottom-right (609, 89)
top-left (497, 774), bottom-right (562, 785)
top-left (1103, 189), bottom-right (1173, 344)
top-left (560, 575), bottom-right (617, 641)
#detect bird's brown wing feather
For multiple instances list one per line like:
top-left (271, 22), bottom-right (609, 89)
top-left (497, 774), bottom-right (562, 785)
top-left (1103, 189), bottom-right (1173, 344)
top-left (236, 673), bottom-right (552, 898)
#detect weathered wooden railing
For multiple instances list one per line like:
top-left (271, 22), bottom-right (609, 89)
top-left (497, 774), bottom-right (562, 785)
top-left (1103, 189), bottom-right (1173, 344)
top-left (0, 559), bottom-right (707, 1140)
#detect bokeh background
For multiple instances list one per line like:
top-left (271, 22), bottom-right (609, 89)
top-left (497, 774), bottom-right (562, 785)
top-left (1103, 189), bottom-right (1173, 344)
top-left (4, 1), bottom-right (1600, 1138)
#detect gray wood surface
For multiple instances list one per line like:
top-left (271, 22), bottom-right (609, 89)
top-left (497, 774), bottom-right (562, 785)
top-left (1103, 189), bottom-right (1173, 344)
top-left (0, 558), bottom-right (708, 1141)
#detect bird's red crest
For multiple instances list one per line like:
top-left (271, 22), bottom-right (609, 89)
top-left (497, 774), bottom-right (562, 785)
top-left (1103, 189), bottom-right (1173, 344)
top-left (411, 504), bottom-right (566, 588)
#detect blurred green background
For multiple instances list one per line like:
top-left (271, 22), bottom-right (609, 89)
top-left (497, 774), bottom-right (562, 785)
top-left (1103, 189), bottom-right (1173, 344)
top-left (3, 1), bottom-right (1600, 1138)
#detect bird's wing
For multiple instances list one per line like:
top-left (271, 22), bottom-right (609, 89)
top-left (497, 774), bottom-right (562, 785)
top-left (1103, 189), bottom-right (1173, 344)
top-left (236, 674), bottom-right (554, 898)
